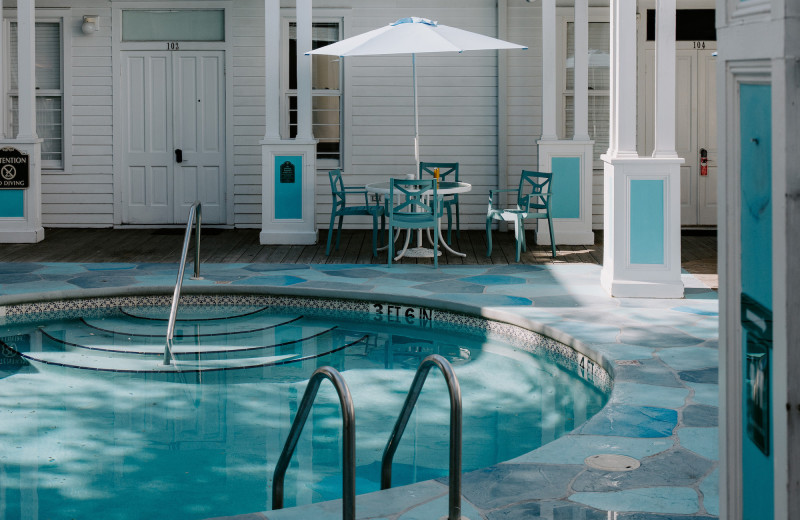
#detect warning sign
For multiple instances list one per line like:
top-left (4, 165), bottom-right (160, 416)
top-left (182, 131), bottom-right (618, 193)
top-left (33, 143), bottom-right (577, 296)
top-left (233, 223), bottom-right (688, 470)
top-left (0, 147), bottom-right (29, 188)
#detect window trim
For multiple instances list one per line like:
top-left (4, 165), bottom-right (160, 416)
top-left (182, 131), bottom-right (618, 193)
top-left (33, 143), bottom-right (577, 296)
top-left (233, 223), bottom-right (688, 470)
top-left (557, 8), bottom-right (609, 168)
top-left (3, 9), bottom-right (72, 172)
top-left (280, 11), bottom-right (345, 169)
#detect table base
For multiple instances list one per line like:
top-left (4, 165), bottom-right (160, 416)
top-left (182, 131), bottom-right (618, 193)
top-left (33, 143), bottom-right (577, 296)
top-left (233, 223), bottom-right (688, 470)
top-left (402, 247), bottom-right (442, 258)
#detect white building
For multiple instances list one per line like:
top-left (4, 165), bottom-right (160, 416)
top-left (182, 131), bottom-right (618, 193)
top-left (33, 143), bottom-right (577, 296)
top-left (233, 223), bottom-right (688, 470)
top-left (0, 1), bottom-right (713, 247)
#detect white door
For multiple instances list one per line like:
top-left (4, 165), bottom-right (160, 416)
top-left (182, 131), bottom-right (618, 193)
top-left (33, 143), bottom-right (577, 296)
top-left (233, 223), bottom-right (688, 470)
top-left (642, 43), bottom-right (717, 226)
top-left (122, 51), bottom-right (226, 224)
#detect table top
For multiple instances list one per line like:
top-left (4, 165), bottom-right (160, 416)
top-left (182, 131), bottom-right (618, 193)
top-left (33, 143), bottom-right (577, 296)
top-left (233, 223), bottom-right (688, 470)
top-left (365, 180), bottom-right (471, 195)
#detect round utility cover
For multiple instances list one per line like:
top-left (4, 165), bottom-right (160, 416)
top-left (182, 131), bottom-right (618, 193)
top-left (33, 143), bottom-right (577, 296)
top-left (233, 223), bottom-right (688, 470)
top-left (584, 454), bottom-right (640, 471)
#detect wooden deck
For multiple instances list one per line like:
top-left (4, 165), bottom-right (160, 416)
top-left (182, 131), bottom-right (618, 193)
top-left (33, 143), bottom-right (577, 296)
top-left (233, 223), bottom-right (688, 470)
top-left (0, 228), bottom-right (718, 288)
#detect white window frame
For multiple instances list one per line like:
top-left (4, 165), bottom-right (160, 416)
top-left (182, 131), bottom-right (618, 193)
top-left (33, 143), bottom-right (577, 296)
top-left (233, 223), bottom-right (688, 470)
top-left (3, 9), bottom-right (72, 172)
top-left (557, 8), bottom-right (609, 167)
top-left (280, 12), bottom-right (345, 170)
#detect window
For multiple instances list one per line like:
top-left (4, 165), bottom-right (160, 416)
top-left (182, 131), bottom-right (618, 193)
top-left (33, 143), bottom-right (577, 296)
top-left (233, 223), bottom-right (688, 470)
top-left (563, 21), bottom-right (609, 161)
top-left (7, 21), bottom-right (64, 169)
top-left (122, 9), bottom-right (225, 42)
top-left (286, 22), bottom-right (342, 164)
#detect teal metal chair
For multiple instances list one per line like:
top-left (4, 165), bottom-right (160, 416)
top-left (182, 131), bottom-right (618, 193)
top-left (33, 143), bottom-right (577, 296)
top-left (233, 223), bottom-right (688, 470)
top-left (326, 170), bottom-right (385, 257)
top-left (388, 179), bottom-right (441, 268)
top-left (420, 162), bottom-right (459, 244)
top-left (486, 170), bottom-right (556, 262)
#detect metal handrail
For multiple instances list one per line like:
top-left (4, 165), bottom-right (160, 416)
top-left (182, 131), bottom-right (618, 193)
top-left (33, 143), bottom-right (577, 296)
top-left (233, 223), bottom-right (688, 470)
top-left (163, 201), bottom-right (203, 365)
top-left (381, 354), bottom-right (462, 520)
top-left (272, 366), bottom-right (356, 519)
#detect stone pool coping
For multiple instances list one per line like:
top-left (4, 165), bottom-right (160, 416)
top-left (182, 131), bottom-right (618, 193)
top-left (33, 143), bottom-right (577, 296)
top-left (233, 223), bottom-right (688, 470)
top-left (0, 262), bottom-right (719, 519)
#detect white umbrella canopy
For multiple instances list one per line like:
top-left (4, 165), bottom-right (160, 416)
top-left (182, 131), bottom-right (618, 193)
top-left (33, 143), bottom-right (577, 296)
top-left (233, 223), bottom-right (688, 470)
top-left (307, 17), bottom-right (527, 170)
top-left (307, 16), bottom-right (526, 56)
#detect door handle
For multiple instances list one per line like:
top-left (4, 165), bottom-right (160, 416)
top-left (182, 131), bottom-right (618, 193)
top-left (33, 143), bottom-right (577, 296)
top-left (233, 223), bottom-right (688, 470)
top-left (700, 148), bottom-right (708, 176)
top-left (175, 149), bottom-right (183, 163)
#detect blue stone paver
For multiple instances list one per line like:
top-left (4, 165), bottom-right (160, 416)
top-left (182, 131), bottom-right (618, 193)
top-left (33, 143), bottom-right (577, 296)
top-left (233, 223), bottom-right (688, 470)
top-left (0, 262), bottom-right (719, 519)
top-left (569, 486), bottom-right (700, 514)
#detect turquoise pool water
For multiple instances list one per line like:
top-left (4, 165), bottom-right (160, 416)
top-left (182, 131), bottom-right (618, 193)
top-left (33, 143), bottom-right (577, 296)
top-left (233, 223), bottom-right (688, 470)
top-left (0, 302), bottom-right (608, 520)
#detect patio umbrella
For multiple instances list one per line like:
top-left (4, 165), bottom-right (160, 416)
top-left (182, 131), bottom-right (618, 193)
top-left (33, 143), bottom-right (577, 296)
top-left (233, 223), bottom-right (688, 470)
top-left (307, 17), bottom-right (527, 172)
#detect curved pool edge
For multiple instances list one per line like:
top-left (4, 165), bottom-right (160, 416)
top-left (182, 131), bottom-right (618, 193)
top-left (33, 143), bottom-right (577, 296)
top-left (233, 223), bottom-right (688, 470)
top-left (0, 283), bottom-right (618, 382)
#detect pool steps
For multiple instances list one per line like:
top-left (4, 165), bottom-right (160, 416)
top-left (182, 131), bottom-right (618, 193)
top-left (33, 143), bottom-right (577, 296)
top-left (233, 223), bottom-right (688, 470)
top-left (4, 307), bottom-right (374, 373)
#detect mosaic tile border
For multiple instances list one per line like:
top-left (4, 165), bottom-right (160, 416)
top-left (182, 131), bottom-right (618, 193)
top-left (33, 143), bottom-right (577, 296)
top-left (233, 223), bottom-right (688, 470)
top-left (1, 293), bottom-right (610, 391)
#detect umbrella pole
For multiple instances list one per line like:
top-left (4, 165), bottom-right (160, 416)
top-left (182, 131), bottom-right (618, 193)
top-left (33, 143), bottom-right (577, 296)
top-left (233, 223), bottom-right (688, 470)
top-left (412, 53), bottom-right (424, 249)
top-left (413, 53), bottom-right (420, 177)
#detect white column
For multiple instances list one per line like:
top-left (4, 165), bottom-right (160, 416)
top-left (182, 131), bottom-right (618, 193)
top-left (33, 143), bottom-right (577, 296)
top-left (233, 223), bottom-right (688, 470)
top-left (0, 4), bottom-right (5, 139)
top-left (264, 0), bottom-right (281, 141)
top-left (608, 0), bottom-right (637, 157)
top-left (259, 0), bottom-right (316, 246)
top-left (540, 0), bottom-right (557, 140)
top-left (295, 0), bottom-right (313, 141)
top-left (573, 0), bottom-right (590, 141)
top-left (16, 0), bottom-right (37, 139)
top-left (652, 0), bottom-right (678, 158)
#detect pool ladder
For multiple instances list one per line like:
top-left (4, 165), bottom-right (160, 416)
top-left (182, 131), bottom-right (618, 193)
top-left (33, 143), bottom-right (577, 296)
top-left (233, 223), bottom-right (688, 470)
top-left (272, 354), bottom-right (463, 520)
top-left (164, 201), bottom-right (203, 366)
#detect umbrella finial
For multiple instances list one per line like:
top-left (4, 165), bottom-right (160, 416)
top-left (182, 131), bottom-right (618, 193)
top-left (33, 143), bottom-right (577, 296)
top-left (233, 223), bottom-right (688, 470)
top-left (392, 17), bottom-right (438, 27)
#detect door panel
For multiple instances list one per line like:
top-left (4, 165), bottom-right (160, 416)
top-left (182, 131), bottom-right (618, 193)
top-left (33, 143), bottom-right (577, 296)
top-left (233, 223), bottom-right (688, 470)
top-left (123, 53), bottom-right (173, 224)
top-left (173, 52), bottom-right (226, 224)
top-left (697, 49), bottom-right (717, 225)
top-left (675, 51), bottom-right (698, 226)
top-left (122, 51), bottom-right (225, 225)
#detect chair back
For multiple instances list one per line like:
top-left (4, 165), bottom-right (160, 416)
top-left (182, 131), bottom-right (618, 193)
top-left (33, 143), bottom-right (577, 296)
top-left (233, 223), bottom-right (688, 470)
top-left (328, 169), bottom-right (346, 209)
top-left (518, 170), bottom-right (553, 211)
top-left (389, 179), bottom-right (439, 223)
top-left (420, 162), bottom-right (459, 183)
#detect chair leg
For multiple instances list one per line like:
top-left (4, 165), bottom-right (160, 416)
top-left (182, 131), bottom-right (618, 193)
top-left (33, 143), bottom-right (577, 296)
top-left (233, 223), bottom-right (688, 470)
top-left (326, 212), bottom-right (337, 255)
top-left (547, 215), bottom-right (556, 258)
top-left (455, 203), bottom-right (460, 239)
top-left (379, 214), bottom-right (386, 248)
top-left (485, 217), bottom-right (493, 257)
top-left (388, 225), bottom-right (393, 267)
top-left (372, 214), bottom-right (379, 257)
top-left (433, 222), bottom-right (439, 269)
top-left (335, 215), bottom-right (344, 251)
top-left (446, 204), bottom-right (453, 245)
top-left (520, 221), bottom-right (527, 252)
top-left (514, 217), bottom-right (522, 263)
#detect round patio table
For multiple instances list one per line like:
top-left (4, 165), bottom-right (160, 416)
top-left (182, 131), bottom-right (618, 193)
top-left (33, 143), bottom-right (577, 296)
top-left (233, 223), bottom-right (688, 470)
top-left (365, 180), bottom-right (472, 260)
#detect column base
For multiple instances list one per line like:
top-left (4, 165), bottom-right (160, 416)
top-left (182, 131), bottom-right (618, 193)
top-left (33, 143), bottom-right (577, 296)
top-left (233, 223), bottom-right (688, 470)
top-left (601, 268), bottom-right (684, 298)
top-left (537, 139), bottom-right (595, 246)
top-left (0, 226), bottom-right (45, 243)
top-left (260, 141), bottom-right (317, 246)
top-left (260, 229), bottom-right (317, 246)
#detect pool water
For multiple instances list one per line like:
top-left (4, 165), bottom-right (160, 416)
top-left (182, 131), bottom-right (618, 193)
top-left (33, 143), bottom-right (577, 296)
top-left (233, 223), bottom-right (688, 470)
top-left (0, 304), bottom-right (608, 520)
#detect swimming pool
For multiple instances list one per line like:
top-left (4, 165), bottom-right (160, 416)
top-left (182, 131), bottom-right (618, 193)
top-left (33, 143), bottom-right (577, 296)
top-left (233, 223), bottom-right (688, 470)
top-left (0, 295), bottom-right (609, 520)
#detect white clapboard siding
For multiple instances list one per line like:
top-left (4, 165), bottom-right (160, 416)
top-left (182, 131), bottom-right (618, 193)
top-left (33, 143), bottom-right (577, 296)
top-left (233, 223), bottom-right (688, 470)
top-left (506, 2), bottom-right (543, 208)
top-left (42, 7), bottom-right (113, 227)
top-left (231, 3), bottom-right (266, 227)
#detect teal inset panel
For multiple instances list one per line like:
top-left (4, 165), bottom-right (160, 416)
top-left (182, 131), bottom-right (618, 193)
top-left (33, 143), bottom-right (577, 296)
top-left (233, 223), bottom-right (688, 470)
top-left (739, 83), bottom-right (773, 520)
top-left (629, 180), bottom-right (664, 264)
top-left (0, 190), bottom-right (24, 218)
top-left (550, 157), bottom-right (581, 219)
top-left (274, 156), bottom-right (302, 220)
